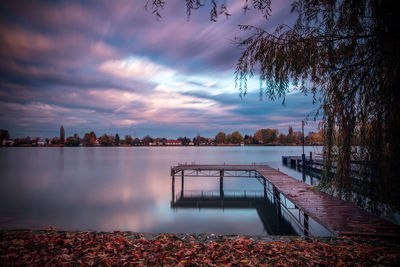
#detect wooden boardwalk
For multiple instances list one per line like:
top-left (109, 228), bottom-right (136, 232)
top-left (171, 164), bottom-right (400, 238)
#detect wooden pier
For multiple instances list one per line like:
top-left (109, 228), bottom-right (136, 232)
top-left (171, 164), bottom-right (400, 238)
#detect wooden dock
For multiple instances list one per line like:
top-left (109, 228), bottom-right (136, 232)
top-left (171, 164), bottom-right (400, 238)
top-left (282, 155), bottom-right (361, 174)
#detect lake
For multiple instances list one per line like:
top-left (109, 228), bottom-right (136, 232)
top-left (0, 146), bottom-right (327, 235)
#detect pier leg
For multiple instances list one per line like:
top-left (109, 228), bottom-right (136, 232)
top-left (291, 159), bottom-right (296, 169)
top-left (273, 186), bottom-right (281, 217)
top-left (172, 174), bottom-right (175, 202)
top-left (304, 213), bottom-right (309, 236)
top-left (302, 169), bottom-right (306, 183)
top-left (302, 120), bottom-right (305, 165)
top-left (181, 171), bottom-right (184, 198)
top-left (220, 170), bottom-right (224, 198)
top-left (263, 179), bottom-right (267, 198)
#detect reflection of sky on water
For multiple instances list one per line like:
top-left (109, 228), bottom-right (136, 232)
top-left (0, 146), bottom-right (319, 234)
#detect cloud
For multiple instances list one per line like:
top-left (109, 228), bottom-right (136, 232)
top-left (98, 56), bottom-right (175, 80)
top-left (90, 42), bottom-right (118, 59)
top-left (0, 27), bottom-right (53, 52)
top-left (0, 101), bottom-right (90, 128)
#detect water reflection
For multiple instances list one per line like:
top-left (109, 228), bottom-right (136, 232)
top-left (171, 190), bottom-right (296, 235)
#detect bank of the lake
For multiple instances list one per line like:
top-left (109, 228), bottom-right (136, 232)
top-left (1, 230), bottom-right (399, 266)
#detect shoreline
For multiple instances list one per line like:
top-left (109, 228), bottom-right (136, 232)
top-left (1, 230), bottom-right (399, 265)
top-left (1, 144), bottom-right (321, 148)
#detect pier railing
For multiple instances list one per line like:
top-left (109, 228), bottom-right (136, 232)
top-left (175, 190), bottom-right (265, 199)
top-left (254, 173), bottom-right (317, 237)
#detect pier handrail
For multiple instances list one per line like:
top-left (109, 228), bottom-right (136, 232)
top-left (177, 190), bottom-right (265, 199)
top-left (254, 173), bottom-right (317, 237)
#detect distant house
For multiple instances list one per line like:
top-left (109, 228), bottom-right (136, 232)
top-left (94, 138), bottom-right (101, 146)
top-left (37, 139), bottom-right (46, 146)
top-left (166, 140), bottom-right (182, 146)
top-left (2, 139), bottom-right (14, 146)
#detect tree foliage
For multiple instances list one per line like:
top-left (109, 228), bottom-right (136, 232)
top-left (177, 136), bottom-right (191, 145)
top-left (146, 0), bottom-right (271, 22)
top-left (125, 135), bottom-right (133, 145)
top-left (50, 137), bottom-right (59, 145)
top-left (231, 131), bottom-right (244, 144)
top-left (254, 128), bottom-right (277, 144)
top-left (100, 134), bottom-right (115, 146)
top-left (0, 129), bottom-right (10, 141)
top-left (83, 131), bottom-right (96, 146)
top-left (142, 135), bottom-right (153, 146)
top-left (150, 0), bottom-right (400, 207)
top-left (66, 134), bottom-right (81, 146)
top-left (237, 0), bottom-right (400, 207)
top-left (215, 131), bottom-right (226, 144)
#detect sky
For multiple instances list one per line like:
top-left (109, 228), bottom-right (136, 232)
top-left (0, 0), bottom-right (320, 139)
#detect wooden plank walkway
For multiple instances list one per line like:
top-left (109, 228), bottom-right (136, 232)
top-left (171, 164), bottom-right (400, 238)
top-left (256, 168), bottom-right (400, 238)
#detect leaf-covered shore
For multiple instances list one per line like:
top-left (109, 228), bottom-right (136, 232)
top-left (1, 230), bottom-right (399, 266)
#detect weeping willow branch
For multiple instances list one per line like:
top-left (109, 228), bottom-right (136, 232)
top-left (149, 0), bottom-right (400, 207)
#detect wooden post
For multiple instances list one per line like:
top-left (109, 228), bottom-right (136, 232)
top-left (273, 186), bottom-right (281, 217)
top-left (181, 170), bottom-right (184, 198)
top-left (263, 179), bottom-right (267, 198)
top-left (291, 159), bottom-right (296, 169)
top-left (304, 213), bottom-right (309, 236)
top-left (302, 120), bottom-right (305, 165)
top-left (220, 170), bottom-right (224, 198)
top-left (172, 173), bottom-right (175, 203)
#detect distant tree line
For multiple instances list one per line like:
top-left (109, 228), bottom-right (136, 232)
top-left (215, 126), bottom-right (322, 145)
top-left (1, 125), bottom-right (323, 147)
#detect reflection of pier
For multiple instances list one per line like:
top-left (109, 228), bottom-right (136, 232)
top-left (171, 164), bottom-right (400, 238)
top-left (171, 190), bottom-right (296, 235)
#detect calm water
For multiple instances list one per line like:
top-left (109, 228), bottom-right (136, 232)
top-left (0, 146), bottom-right (325, 235)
